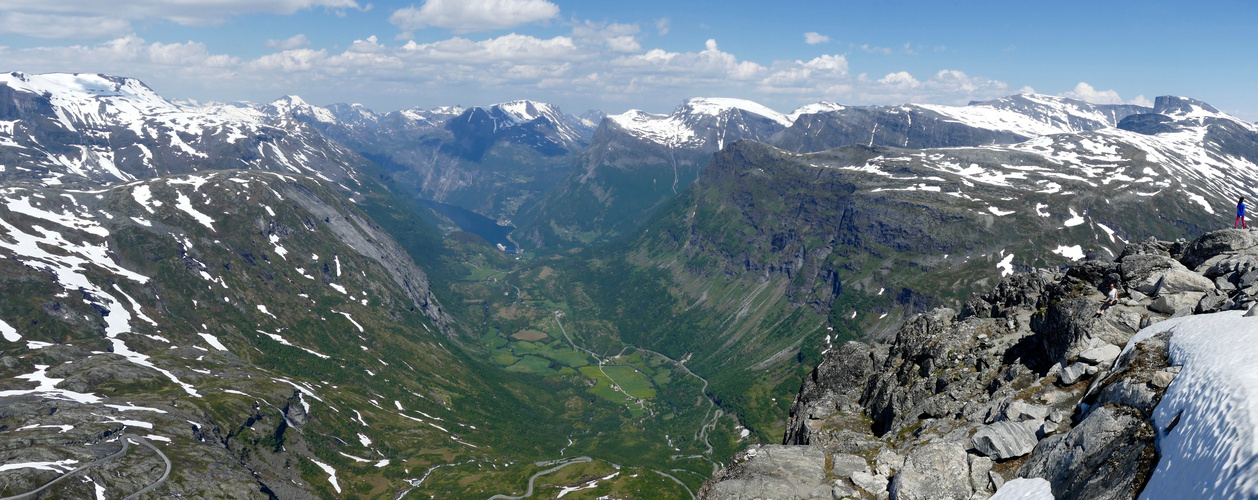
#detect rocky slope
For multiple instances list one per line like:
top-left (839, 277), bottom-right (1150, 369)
top-left (700, 228), bottom-right (1258, 499)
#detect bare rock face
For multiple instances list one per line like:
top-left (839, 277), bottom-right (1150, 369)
top-left (972, 420), bottom-right (1039, 460)
top-left (888, 441), bottom-right (972, 500)
top-left (698, 445), bottom-right (831, 500)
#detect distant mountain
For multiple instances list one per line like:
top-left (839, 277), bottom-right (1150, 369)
top-left (272, 97), bottom-right (595, 225)
top-left (0, 72), bottom-right (368, 189)
top-left (516, 97), bottom-right (795, 250)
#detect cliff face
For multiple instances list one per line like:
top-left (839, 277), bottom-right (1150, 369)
top-left (700, 229), bottom-right (1258, 500)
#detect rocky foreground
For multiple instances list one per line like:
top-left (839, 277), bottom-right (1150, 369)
top-left (700, 229), bottom-right (1258, 499)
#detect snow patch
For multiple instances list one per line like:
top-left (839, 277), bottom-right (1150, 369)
top-left (1051, 245), bottom-right (1085, 261)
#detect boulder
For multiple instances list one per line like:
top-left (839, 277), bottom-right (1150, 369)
top-left (831, 453), bottom-right (869, 477)
top-left (971, 420), bottom-right (1038, 460)
top-left (1150, 269), bottom-right (1215, 295)
top-left (850, 471), bottom-right (888, 496)
top-left (888, 441), bottom-right (972, 500)
top-left (700, 445), bottom-right (828, 500)
top-left (1018, 405), bottom-right (1155, 500)
top-left (1078, 344), bottom-right (1122, 367)
top-left (1059, 362), bottom-right (1090, 385)
top-left (1196, 289), bottom-right (1231, 314)
top-left (1003, 400), bottom-right (1050, 422)
top-left (1119, 254), bottom-right (1185, 294)
top-left (1180, 229), bottom-right (1258, 269)
top-left (1200, 254), bottom-right (1258, 277)
top-left (968, 455), bottom-right (995, 495)
top-left (1150, 292), bottom-right (1206, 314)
top-left (1117, 237), bottom-right (1172, 260)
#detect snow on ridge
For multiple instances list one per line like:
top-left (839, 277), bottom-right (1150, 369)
top-left (1124, 311), bottom-right (1258, 499)
top-left (682, 97), bottom-right (791, 127)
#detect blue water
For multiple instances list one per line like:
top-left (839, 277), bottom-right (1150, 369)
top-left (419, 199), bottom-right (518, 253)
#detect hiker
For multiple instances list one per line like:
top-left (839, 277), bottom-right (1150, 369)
top-left (1097, 283), bottom-right (1118, 315)
top-left (1238, 197), bottom-right (1249, 229)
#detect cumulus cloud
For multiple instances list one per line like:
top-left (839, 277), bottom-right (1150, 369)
top-left (1060, 82), bottom-right (1124, 104)
top-left (0, 25), bottom-right (1020, 116)
top-left (879, 71), bottom-right (919, 87)
top-left (0, 0), bottom-right (361, 39)
top-left (266, 34), bottom-right (311, 50)
top-left (389, 0), bottom-right (559, 33)
top-left (804, 32), bottom-right (829, 45)
top-left (1129, 94), bottom-right (1153, 107)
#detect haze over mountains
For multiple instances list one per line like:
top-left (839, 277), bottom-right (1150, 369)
top-left (1, 71), bottom-right (1258, 498)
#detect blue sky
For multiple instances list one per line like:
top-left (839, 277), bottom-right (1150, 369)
top-left (1, 0), bottom-right (1255, 119)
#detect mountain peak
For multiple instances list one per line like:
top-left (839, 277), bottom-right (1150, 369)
top-left (681, 97), bottom-right (791, 127)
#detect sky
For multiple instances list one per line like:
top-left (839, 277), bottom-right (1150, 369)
top-left (0, 0), bottom-right (1255, 119)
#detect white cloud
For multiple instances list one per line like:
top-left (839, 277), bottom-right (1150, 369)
top-left (654, 18), bottom-right (670, 36)
top-left (1129, 94), bottom-right (1153, 107)
top-left (0, 12), bottom-right (131, 39)
top-left (878, 71), bottom-right (919, 87)
top-left (1060, 82), bottom-right (1124, 104)
top-left (389, 0), bottom-right (559, 33)
top-left (0, 0), bottom-right (361, 39)
top-left (860, 44), bottom-right (893, 55)
top-left (266, 34), bottom-right (311, 50)
top-left (804, 32), bottom-right (829, 45)
top-left (571, 21), bottom-right (641, 53)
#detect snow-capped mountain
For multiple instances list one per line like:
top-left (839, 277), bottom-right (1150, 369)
top-left (0, 72), bottom-right (368, 189)
top-left (607, 97), bottom-right (793, 151)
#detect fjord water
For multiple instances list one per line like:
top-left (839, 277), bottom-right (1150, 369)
top-left (419, 199), bottom-right (519, 253)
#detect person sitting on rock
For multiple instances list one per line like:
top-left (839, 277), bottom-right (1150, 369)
top-left (1237, 197), bottom-right (1249, 229)
top-left (1097, 283), bottom-right (1118, 315)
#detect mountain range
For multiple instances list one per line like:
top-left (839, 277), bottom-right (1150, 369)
top-left (1, 71), bottom-right (1257, 498)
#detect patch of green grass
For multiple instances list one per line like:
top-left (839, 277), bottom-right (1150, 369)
top-left (602, 365), bottom-right (656, 399)
top-left (505, 355), bottom-right (559, 376)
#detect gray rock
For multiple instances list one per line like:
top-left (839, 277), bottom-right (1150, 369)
top-left (875, 449), bottom-right (902, 477)
top-left (1150, 292), bottom-right (1206, 314)
top-left (1150, 269), bottom-right (1216, 295)
top-left (1059, 362), bottom-right (1089, 385)
top-left (1078, 344), bottom-right (1121, 366)
top-left (1128, 290), bottom-right (1147, 301)
top-left (1037, 420), bottom-right (1059, 438)
top-left (1201, 254), bottom-right (1258, 277)
top-left (1180, 229), bottom-right (1258, 268)
top-left (987, 471), bottom-right (1004, 491)
top-left (888, 442), bottom-right (972, 500)
top-left (968, 455), bottom-right (994, 494)
top-left (831, 482), bottom-right (858, 498)
top-left (1119, 254), bottom-right (1187, 294)
top-left (1151, 370), bottom-right (1177, 389)
top-left (1196, 289), bottom-right (1231, 313)
top-left (1215, 275), bottom-right (1238, 292)
top-left (971, 420), bottom-right (1038, 460)
top-left (850, 471), bottom-right (888, 496)
top-left (1247, 304), bottom-right (1258, 317)
top-left (701, 445), bottom-right (829, 500)
top-left (1018, 406), bottom-right (1155, 500)
top-left (1003, 400), bottom-right (1050, 422)
top-left (831, 453), bottom-right (869, 477)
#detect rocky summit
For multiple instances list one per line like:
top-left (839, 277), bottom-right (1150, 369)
top-left (700, 228), bottom-right (1258, 499)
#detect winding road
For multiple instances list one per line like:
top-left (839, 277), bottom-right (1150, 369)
top-left (487, 456), bottom-right (592, 500)
top-left (0, 433), bottom-right (171, 500)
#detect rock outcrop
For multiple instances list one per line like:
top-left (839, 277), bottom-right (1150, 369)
top-left (701, 229), bottom-right (1258, 500)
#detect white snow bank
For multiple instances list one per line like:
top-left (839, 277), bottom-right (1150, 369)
top-left (310, 458), bottom-right (341, 493)
top-left (1051, 245), bottom-right (1085, 261)
top-left (1125, 310), bottom-right (1258, 499)
top-left (989, 478), bottom-right (1054, 500)
top-left (0, 318), bottom-right (20, 342)
top-left (0, 364), bottom-right (101, 403)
